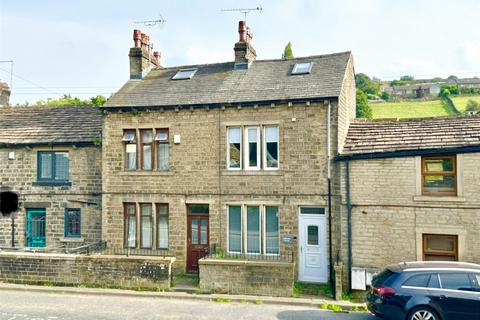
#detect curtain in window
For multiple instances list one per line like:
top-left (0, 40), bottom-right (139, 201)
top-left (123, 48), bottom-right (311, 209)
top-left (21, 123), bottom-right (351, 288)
top-left (157, 215), bottom-right (168, 249)
top-left (40, 153), bottom-right (53, 179)
top-left (126, 144), bottom-right (136, 170)
top-left (246, 206), bottom-right (260, 253)
top-left (158, 143), bottom-right (169, 170)
top-left (143, 145), bottom-right (152, 170)
top-left (265, 127), bottom-right (279, 168)
top-left (127, 216), bottom-right (136, 248)
top-left (141, 204), bottom-right (152, 248)
top-left (228, 127), bottom-right (241, 168)
top-left (228, 206), bottom-right (242, 252)
top-left (55, 152), bottom-right (69, 180)
top-left (265, 206), bottom-right (279, 254)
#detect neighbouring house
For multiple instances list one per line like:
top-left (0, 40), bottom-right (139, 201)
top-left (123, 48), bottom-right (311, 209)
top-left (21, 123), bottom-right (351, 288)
top-left (336, 117), bottom-right (480, 290)
top-left (0, 81), bottom-right (10, 107)
top-left (391, 82), bottom-right (443, 99)
top-left (101, 21), bottom-right (356, 294)
top-left (448, 77), bottom-right (480, 89)
top-left (0, 105), bottom-right (102, 249)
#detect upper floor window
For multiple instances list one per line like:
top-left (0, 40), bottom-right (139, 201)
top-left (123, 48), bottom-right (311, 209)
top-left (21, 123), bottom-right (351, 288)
top-left (123, 129), bottom-right (169, 171)
top-left (421, 156), bottom-right (456, 196)
top-left (155, 129), bottom-right (169, 171)
top-left (123, 130), bottom-right (137, 171)
top-left (140, 130), bottom-right (153, 171)
top-left (37, 151), bottom-right (69, 184)
top-left (227, 125), bottom-right (279, 171)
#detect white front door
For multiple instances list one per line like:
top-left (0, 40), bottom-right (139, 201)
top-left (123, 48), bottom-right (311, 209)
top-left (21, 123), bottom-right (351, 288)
top-left (298, 207), bottom-right (327, 283)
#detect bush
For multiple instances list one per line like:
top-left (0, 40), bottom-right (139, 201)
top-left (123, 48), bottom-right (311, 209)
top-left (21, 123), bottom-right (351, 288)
top-left (380, 91), bottom-right (391, 101)
top-left (465, 100), bottom-right (480, 114)
top-left (356, 89), bottom-right (372, 119)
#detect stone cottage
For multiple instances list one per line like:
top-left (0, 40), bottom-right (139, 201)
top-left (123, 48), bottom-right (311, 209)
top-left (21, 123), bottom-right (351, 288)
top-left (337, 116), bottom-right (480, 289)
top-left (0, 105), bottom-right (102, 249)
top-left (101, 20), bottom-right (356, 290)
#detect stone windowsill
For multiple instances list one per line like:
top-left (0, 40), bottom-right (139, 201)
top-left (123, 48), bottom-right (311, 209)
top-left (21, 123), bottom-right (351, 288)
top-left (413, 195), bottom-right (466, 202)
top-left (32, 181), bottom-right (72, 187)
top-left (118, 170), bottom-right (174, 176)
top-left (59, 237), bottom-right (85, 243)
top-left (221, 170), bottom-right (283, 176)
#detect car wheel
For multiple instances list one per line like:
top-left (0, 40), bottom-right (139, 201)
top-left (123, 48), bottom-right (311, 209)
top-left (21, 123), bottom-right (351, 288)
top-left (407, 307), bottom-right (440, 320)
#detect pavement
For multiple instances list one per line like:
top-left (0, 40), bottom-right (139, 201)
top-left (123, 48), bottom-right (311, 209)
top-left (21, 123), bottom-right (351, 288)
top-left (0, 283), bottom-right (375, 320)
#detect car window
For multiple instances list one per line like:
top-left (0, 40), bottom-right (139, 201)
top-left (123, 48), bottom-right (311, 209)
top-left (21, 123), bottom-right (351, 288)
top-left (439, 273), bottom-right (472, 291)
top-left (474, 274), bottom-right (480, 288)
top-left (403, 274), bottom-right (430, 287)
top-left (428, 274), bottom-right (440, 288)
top-left (372, 269), bottom-right (396, 286)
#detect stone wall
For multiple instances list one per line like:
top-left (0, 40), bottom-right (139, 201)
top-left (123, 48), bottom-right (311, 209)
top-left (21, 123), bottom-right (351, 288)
top-left (199, 258), bottom-right (294, 297)
top-left (0, 252), bottom-right (174, 290)
top-left (0, 146), bottom-right (102, 248)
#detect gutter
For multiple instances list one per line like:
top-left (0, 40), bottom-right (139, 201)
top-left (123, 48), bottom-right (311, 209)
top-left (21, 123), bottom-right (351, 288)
top-left (0, 141), bottom-right (98, 148)
top-left (345, 159), bottom-right (352, 294)
top-left (335, 145), bottom-right (480, 161)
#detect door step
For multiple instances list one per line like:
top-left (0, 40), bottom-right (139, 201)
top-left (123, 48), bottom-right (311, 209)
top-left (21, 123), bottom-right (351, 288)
top-left (172, 274), bottom-right (199, 293)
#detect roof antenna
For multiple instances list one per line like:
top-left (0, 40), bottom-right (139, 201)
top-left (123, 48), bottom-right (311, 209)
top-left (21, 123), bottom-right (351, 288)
top-left (221, 5), bottom-right (262, 22)
top-left (134, 13), bottom-right (166, 28)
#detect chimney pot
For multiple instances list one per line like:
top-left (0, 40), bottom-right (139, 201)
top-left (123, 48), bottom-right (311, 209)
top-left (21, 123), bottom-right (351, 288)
top-left (153, 51), bottom-right (161, 65)
top-left (238, 20), bottom-right (247, 42)
top-left (133, 29), bottom-right (142, 47)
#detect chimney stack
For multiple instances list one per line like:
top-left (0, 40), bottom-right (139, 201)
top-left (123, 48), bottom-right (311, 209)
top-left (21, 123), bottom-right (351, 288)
top-left (234, 21), bottom-right (256, 68)
top-left (129, 29), bottom-right (161, 80)
top-left (0, 81), bottom-right (10, 107)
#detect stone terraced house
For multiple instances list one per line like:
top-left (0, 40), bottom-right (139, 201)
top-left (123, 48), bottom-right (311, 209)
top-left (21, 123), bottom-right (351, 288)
top-left (337, 117), bottom-right (480, 290)
top-left (101, 21), bottom-right (356, 294)
top-left (0, 106), bottom-right (102, 249)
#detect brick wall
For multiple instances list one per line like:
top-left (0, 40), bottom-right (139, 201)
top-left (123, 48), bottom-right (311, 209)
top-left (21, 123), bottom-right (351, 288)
top-left (0, 252), bottom-right (174, 290)
top-left (199, 258), bottom-right (294, 296)
top-left (0, 146), bottom-right (102, 248)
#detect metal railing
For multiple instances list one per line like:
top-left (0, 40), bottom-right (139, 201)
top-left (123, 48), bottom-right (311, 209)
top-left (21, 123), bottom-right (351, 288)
top-left (98, 246), bottom-right (171, 257)
top-left (65, 240), bottom-right (107, 255)
top-left (204, 244), bottom-right (293, 263)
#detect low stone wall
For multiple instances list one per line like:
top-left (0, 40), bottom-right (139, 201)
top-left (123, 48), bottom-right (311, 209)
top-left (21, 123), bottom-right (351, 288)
top-left (0, 252), bottom-right (175, 290)
top-left (199, 258), bottom-right (295, 297)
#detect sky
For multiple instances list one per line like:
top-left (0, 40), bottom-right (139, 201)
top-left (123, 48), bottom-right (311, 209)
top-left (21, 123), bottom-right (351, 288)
top-left (1, 0), bottom-right (480, 104)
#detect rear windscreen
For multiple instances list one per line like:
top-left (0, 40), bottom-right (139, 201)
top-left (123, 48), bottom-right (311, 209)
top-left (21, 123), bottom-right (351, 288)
top-left (372, 269), bottom-right (396, 286)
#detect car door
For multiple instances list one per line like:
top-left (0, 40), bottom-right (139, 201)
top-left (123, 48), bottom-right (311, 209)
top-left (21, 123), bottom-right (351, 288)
top-left (435, 272), bottom-right (480, 320)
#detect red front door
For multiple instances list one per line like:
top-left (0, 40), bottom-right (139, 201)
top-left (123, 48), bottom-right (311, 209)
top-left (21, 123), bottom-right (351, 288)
top-left (187, 206), bottom-right (209, 272)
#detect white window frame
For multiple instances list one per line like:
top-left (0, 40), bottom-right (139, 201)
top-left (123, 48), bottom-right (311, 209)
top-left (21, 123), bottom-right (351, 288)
top-left (227, 127), bottom-right (242, 171)
top-left (263, 125), bottom-right (279, 171)
top-left (263, 206), bottom-right (280, 256)
top-left (245, 205), bottom-right (261, 255)
top-left (244, 126), bottom-right (261, 170)
top-left (227, 205), bottom-right (243, 254)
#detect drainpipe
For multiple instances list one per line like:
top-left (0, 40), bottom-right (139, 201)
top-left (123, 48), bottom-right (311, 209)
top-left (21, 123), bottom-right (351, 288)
top-left (326, 100), bottom-right (334, 297)
top-left (345, 159), bottom-right (352, 294)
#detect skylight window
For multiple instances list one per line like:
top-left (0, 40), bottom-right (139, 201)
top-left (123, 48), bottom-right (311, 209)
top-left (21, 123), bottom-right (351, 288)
top-left (291, 62), bottom-right (313, 75)
top-left (172, 68), bottom-right (198, 80)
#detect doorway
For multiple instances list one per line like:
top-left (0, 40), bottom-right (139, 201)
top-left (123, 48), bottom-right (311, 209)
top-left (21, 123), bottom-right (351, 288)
top-left (186, 204), bottom-right (209, 272)
top-left (26, 208), bottom-right (46, 247)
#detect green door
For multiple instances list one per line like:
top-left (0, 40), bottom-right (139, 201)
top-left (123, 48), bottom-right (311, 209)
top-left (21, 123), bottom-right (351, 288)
top-left (26, 209), bottom-right (46, 247)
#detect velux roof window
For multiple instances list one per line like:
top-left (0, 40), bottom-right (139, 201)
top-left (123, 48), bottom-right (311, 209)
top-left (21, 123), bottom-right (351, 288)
top-left (172, 68), bottom-right (198, 80)
top-left (291, 62), bottom-right (313, 75)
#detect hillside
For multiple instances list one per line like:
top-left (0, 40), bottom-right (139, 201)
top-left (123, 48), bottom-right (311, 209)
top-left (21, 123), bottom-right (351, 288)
top-left (370, 100), bottom-right (453, 119)
top-left (450, 95), bottom-right (480, 113)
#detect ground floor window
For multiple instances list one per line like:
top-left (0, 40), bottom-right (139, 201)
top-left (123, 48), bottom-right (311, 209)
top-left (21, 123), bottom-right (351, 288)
top-left (124, 203), bottom-right (169, 249)
top-left (64, 208), bottom-right (81, 238)
top-left (423, 234), bottom-right (458, 261)
top-left (227, 205), bottom-right (279, 255)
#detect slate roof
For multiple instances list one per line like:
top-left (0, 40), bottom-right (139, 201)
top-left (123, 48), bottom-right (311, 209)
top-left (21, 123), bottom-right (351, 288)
top-left (105, 52), bottom-right (352, 108)
top-left (0, 105), bottom-right (102, 146)
top-left (341, 116), bottom-right (480, 156)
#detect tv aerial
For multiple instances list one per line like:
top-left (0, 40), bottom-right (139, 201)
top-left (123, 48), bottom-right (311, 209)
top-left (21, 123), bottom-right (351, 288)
top-left (134, 14), bottom-right (166, 28)
top-left (221, 6), bottom-right (262, 21)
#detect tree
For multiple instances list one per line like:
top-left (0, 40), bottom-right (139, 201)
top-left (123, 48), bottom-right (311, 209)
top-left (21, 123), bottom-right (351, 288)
top-left (282, 42), bottom-right (294, 59)
top-left (400, 75), bottom-right (414, 81)
top-left (355, 73), bottom-right (380, 96)
top-left (380, 91), bottom-right (391, 101)
top-left (35, 94), bottom-right (107, 107)
top-left (356, 88), bottom-right (372, 119)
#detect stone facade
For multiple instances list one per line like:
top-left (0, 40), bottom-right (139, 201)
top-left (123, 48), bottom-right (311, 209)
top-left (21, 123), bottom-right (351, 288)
top-left (199, 258), bottom-right (294, 297)
top-left (0, 146), bottom-right (102, 249)
top-left (338, 153), bottom-right (480, 277)
top-left (0, 252), bottom-right (173, 289)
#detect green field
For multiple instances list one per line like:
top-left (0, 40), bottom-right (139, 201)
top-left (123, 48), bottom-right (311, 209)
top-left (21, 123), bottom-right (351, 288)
top-left (450, 95), bottom-right (480, 113)
top-left (371, 100), bottom-right (453, 119)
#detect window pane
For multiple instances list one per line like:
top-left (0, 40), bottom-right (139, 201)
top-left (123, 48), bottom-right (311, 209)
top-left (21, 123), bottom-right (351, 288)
top-left (428, 274), bottom-right (441, 288)
top-left (424, 158), bottom-right (454, 172)
top-left (300, 207), bottom-right (325, 215)
top-left (423, 175), bottom-right (455, 193)
top-left (143, 145), bottom-right (152, 170)
top-left (55, 152), bottom-right (69, 180)
top-left (126, 204), bottom-right (135, 215)
top-left (191, 218), bottom-right (199, 245)
top-left (439, 273), bottom-right (472, 290)
top-left (141, 216), bottom-right (152, 248)
top-left (248, 128), bottom-right (258, 167)
top-left (200, 218), bottom-right (208, 245)
top-left (155, 130), bottom-right (168, 141)
top-left (123, 131), bottom-right (136, 142)
top-left (307, 225), bottom-right (319, 245)
top-left (158, 215), bottom-right (168, 249)
top-left (228, 206), bottom-right (242, 252)
top-left (265, 126), bottom-right (279, 169)
top-left (403, 274), bottom-right (429, 287)
top-left (246, 206), bottom-right (260, 253)
top-left (265, 206), bottom-right (279, 254)
top-left (228, 128), bottom-right (241, 169)
top-left (126, 144), bottom-right (137, 170)
top-left (426, 235), bottom-right (455, 252)
top-left (158, 143), bottom-right (169, 170)
top-left (141, 204), bottom-right (152, 216)
top-left (40, 153), bottom-right (52, 179)
top-left (141, 130), bottom-right (153, 143)
top-left (127, 216), bottom-right (136, 248)
top-left (188, 204), bottom-right (209, 214)
top-left (65, 209), bottom-right (80, 237)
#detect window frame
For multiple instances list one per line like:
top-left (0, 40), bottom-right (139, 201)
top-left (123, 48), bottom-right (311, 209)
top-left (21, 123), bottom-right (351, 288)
top-left (244, 126), bottom-right (261, 171)
top-left (291, 62), bottom-right (313, 75)
top-left (245, 205), bottom-right (261, 254)
top-left (263, 125), bottom-right (279, 170)
top-left (263, 206), bottom-right (280, 255)
top-left (421, 155), bottom-right (457, 196)
top-left (227, 127), bottom-right (242, 171)
top-left (123, 130), bottom-right (137, 171)
top-left (124, 203), bottom-right (137, 248)
top-left (227, 205), bottom-right (243, 254)
top-left (140, 203), bottom-right (153, 249)
top-left (140, 130), bottom-right (153, 171)
top-left (155, 129), bottom-right (170, 171)
top-left (64, 208), bottom-right (81, 238)
top-left (172, 68), bottom-right (198, 80)
top-left (423, 233), bottom-right (458, 261)
top-left (156, 203), bottom-right (169, 250)
top-left (37, 151), bottom-right (70, 184)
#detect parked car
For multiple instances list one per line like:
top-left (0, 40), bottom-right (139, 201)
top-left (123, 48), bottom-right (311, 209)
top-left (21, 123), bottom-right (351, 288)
top-left (367, 261), bottom-right (480, 320)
